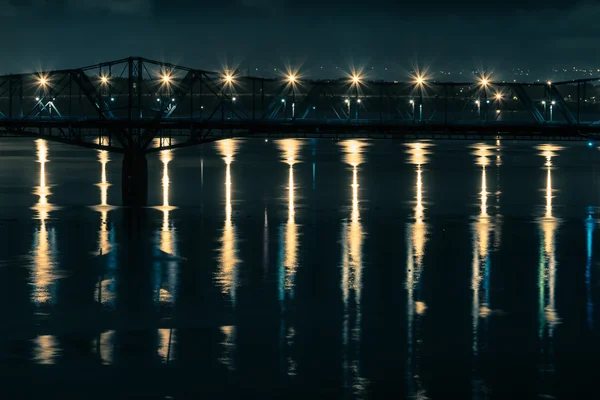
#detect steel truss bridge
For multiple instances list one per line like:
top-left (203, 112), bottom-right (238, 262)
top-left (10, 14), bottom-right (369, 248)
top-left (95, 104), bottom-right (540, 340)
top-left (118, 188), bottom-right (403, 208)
top-left (1, 57), bottom-right (600, 203)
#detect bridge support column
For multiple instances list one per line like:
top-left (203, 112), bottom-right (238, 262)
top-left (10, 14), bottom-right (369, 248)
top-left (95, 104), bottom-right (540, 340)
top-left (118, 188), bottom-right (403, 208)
top-left (122, 151), bottom-right (148, 206)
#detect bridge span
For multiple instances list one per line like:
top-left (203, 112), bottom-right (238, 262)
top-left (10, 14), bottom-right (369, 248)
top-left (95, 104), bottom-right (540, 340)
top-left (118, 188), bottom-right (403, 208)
top-left (1, 57), bottom-right (600, 204)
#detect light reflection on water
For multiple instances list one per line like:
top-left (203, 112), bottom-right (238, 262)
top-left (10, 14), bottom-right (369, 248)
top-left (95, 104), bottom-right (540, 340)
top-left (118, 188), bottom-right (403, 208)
top-left (215, 139), bottom-right (241, 307)
top-left (470, 144), bottom-right (499, 399)
top-left (340, 140), bottom-right (369, 397)
top-left (30, 139), bottom-right (58, 305)
top-left (277, 139), bottom-right (302, 376)
top-left (92, 150), bottom-right (117, 307)
top-left (152, 150), bottom-right (179, 305)
top-left (536, 144), bottom-right (563, 398)
top-left (215, 139), bottom-right (240, 372)
top-left (2, 138), bottom-right (599, 397)
top-left (536, 144), bottom-right (563, 335)
top-left (405, 142), bottom-right (432, 400)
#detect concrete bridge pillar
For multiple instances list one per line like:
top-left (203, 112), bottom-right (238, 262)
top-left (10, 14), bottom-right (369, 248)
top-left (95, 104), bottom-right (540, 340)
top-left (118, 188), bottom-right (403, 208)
top-left (122, 151), bottom-right (148, 206)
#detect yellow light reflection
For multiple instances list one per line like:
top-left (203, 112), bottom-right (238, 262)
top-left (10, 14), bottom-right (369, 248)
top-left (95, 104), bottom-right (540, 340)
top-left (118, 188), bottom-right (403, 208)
top-left (219, 325), bottom-right (236, 371)
top-left (536, 145), bottom-right (563, 337)
top-left (91, 149), bottom-right (117, 306)
top-left (404, 142), bottom-right (432, 399)
top-left (340, 140), bottom-right (368, 397)
top-left (153, 150), bottom-right (179, 305)
top-left (277, 139), bottom-right (302, 296)
top-left (156, 150), bottom-right (177, 256)
top-left (158, 328), bottom-right (177, 364)
top-left (277, 139), bottom-right (303, 377)
top-left (93, 150), bottom-right (114, 255)
top-left (216, 140), bottom-right (240, 306)
top-left (32, 335), bottom-right (58, 365)
top-left (469, 144), bottom-right (497, 365)
top-left (30, 139), bottom-right (58, 305)
top-left (92, 330), bottom-right (115, 366)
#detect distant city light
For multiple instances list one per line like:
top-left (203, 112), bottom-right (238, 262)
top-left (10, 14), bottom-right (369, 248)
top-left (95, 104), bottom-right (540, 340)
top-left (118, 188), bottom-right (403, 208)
top-left (551, 101), bottom-right (556, 105)
top-left (475, 100), bottom-right (480, 105)
top-left (35, 97), bottom-right (40, 101)
top-left (232, 97), bottom-right (236, 101)
top-left (171, 98), bottom-right (175, 102)
top-left (281, 98), bottom-right (286, 103)
top-left (495, 93), bottom-right (502, 100)
top-left (542, 101), bottom-right (546, 105)
top-left (110, 97), bottom-right (115, 102)
top-left (345, 99), bottom-right (350, 104)
top-left (547, 80), bottom-right (552, 85)
top-left (588, 142), bottom-right (593, 147)
top-left (357, 99), bottom-right (362, 103)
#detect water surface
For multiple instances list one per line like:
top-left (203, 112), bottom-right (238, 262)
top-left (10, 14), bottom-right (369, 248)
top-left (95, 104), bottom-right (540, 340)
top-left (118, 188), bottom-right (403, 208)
top-left (0, 137), bottom-right (599, 398)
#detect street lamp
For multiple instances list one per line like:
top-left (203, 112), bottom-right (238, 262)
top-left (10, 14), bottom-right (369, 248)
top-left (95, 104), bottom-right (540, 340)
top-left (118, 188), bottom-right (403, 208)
top-left (287, 73), bottom-right (298, 120)
top-left (350, 73), bottom-right (363, 121)
top-left (221, 70), bottom-right (236, 120)
top-left (413, 74), bottom-right (427, 122)
top-left (478, 76), bottom-right (491, 122)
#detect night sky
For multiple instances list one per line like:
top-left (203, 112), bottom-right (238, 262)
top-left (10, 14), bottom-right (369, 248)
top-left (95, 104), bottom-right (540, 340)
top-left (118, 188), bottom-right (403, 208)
top-left (0, 0), bottom-right (597, 77)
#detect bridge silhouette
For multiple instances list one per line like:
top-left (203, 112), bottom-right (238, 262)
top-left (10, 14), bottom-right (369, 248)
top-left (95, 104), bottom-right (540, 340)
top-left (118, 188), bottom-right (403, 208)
top-left (1, 57), bottom-right (599, 204)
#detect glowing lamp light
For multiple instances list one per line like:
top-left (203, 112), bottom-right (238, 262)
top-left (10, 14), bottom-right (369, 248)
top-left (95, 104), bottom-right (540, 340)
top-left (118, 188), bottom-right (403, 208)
top-left (547, 81), bottom-right (552, 85)
top-left (551, 101), bottom-right (556, 105)
top-left (481, 78), bottom-right (488, 86)
top-left (100, 76), bottom-right (108, 84)
top-left (588, 142), bottom-right (593, 147)
top-left (409, 99), bottom-right (414, 104)
top-left (225, 75), bottom-right (233, 83)
top-left (39, 77), bottom-right (47, 86)
top-left (288, 74), bottom-right (296, 84)
top-left (281, 98), bottom-right (286, 103)
top-left (232, 97), bottom-right (237, 101)
top-left (35, 97), bottom-right (40, 101)
top-left (416, 77), bottom-right (424, 85)
top-left (495, 93), bottom-right (502, 100)
top-left (357, 99), bottom-right (362, 103)
top-left (345, 99), bottom-right (350, 104)
top-left (162, 75), bottom-right (171, 83)
top-left (475, 100), bottom-right (480, 105)
top-left (542, 101), bottom-right (546, 105)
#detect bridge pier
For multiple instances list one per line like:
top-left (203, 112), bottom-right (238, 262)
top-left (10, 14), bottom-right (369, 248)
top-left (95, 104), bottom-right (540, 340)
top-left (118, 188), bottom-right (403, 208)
top-left (122, 151), bottom-right (148, 206)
